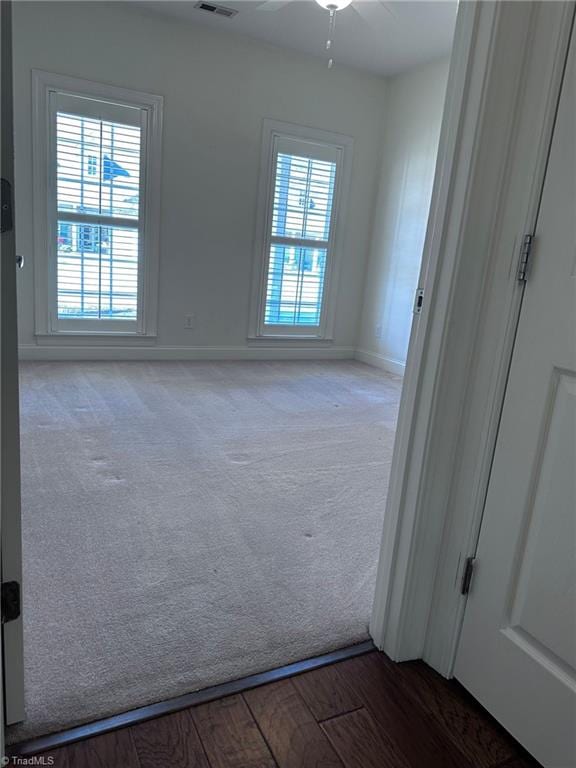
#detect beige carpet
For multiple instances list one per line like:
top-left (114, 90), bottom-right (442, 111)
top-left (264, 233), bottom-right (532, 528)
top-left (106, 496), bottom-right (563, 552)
top-left (9, 360), bottom-right (401, 743)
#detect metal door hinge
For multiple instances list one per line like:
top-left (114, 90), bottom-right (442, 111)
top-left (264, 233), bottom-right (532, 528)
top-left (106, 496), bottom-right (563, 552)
top-left (413, 288), bottom-right (424, 314)
top-left (461, 557), bottom-right (476, 596)
top-left (1, 178), bottom-right (14, 234)
top-left (517, 233), bottom-right (533, 282)
top-left (1, 581), bottom-right (21, 623)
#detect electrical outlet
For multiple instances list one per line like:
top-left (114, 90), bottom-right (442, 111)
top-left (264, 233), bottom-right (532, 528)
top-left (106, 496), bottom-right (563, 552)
top-left (184, 313), bottom-right (196, 329)
top-left (375, 324), bottom-right (382, 340)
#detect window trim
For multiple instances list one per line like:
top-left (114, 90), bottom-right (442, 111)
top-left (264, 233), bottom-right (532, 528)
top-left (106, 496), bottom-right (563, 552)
top-left (32, 70), bottom-right (163, 337)
top-left (248, 119), bottom-right (353, 341)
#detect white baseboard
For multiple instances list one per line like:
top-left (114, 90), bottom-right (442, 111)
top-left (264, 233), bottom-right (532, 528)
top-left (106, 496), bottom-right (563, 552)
top-left (18, 344), bottom-right (408, 373)
top-left (18, 344), bottom-right (356, 362)
top-left (354, 348), bottom-right (406, 376)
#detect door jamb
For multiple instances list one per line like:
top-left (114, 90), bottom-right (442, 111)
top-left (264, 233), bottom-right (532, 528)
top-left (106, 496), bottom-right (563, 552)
top-left (369, 0), bottom-right (575, 675)
top-left (1, 0), bottom-right (13, 755)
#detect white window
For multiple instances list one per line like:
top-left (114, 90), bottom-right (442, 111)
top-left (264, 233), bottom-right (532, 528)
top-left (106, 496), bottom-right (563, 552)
top-left (249, 120), bottom-right (352, 340)
top-left (32, 72), bottom-right (163, 336)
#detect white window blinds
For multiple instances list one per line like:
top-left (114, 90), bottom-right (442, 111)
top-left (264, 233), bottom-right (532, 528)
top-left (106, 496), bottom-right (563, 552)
top-left (263, 137), bottom-right (339, 331)
top-left (51, 93), bottom-right (144, 328)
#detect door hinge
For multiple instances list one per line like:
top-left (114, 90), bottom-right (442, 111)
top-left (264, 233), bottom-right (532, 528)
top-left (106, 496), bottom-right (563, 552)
top-left (517, 233), bottom-right (533, 282)
top-left (0, 178), bottom-right (14, 234)
top-left (1, 581), bottom-right (21, 624)
top-left (460, 557), bottom-right (476, 596)
top-left (413, 288), bottom-right (424, 314)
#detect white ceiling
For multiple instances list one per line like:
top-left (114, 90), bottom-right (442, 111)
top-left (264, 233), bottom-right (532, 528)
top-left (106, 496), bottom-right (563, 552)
top-left (138, 0), bottom-right (458, 77)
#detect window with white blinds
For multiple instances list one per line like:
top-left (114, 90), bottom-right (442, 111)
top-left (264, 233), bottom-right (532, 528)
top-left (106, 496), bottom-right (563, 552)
top-left (55, 108), bottom-right (142, 324)
top-left (33, 72), bottom-right (162, 337)
top-left (265, 150), bottom-right (336, 327)
top-left (251, 124), bottom-right (351, 340)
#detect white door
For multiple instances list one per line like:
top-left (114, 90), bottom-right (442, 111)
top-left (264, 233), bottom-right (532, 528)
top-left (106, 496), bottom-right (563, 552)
top-left (1, 0), bottom-right (25, 731)
top-left (454, 25), bottom-right (576, 768)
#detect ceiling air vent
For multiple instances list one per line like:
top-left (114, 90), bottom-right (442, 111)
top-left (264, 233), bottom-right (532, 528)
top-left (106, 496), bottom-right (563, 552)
top-left (194, 1), bottom-right (238, 18)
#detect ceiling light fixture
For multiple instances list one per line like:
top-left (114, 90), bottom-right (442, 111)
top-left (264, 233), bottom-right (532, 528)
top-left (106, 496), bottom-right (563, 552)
top-left (314, 0), bottom-right (353, 68)
top-left (314, 0), bottom-right (353, 10)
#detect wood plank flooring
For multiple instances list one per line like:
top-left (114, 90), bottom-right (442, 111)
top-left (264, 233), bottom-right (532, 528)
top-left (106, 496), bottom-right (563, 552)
top-left (25, 651), bottom-right (542, 768)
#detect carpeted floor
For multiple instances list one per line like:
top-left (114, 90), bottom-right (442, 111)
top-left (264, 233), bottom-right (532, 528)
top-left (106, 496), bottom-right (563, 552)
top-left (9, 360), bottom-right (401, 743)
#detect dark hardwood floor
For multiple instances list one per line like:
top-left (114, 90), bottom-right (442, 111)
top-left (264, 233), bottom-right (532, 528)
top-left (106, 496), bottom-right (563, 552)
top-left (21, 651), bottom-right (542, 768)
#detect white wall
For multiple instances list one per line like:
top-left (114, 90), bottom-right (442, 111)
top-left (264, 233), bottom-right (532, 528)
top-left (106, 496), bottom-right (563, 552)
top-left (356, 58), bottom-right (449, 374)
top-left (13, 1), bottom-right (388, 358)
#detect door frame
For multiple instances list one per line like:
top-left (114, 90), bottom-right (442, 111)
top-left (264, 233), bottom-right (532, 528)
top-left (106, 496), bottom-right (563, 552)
top-left (1, 0), bottom-right (23, 754)
top-left (0, 0), bottom-right (5, 752)
top-left (370, 0), bottom-right (575, 676)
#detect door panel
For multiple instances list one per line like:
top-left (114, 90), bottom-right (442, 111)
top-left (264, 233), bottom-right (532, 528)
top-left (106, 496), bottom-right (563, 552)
top-left (454, 21), bottom-right (576, 768)
top-left (509, 370), bottom-right (576, 672)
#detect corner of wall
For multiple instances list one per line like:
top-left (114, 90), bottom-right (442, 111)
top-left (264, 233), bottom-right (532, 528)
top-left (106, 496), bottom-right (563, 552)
top-left (353, 55), bottom-right (451, 371)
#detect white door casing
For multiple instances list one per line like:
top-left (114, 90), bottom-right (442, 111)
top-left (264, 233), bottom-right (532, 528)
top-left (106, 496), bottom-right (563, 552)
top-left (454, 24), bottom-right (576, 768)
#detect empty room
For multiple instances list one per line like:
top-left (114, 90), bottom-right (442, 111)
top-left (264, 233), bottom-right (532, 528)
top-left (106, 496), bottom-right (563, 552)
top-left (4, 0), bottom-right (454, 746)
top-left (5, 2), bottom-right (574, 768)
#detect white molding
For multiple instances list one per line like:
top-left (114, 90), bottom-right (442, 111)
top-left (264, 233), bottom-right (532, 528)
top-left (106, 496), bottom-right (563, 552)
top-left (248, 118), bottom-right (353, 341)
top-left (354, 348), bottom-right (405, 376)
top-left (370, 0), bottom-right (494, 660)
top-left (31, 70), bottom-right (163, 337)
top-left (18, 344), bottom-right (355, 362)
top-left (369, 0), bottom-right (575, 676)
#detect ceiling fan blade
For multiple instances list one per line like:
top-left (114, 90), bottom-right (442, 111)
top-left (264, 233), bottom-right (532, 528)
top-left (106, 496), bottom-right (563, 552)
top-left (351, 0), bottom-right (396, 24)
top-left (349, 2), bottom-right (374, 25)
top-left (377, 0), bottom-right (397, 19)
top-left (255, 0), bottom-right (293, 10)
